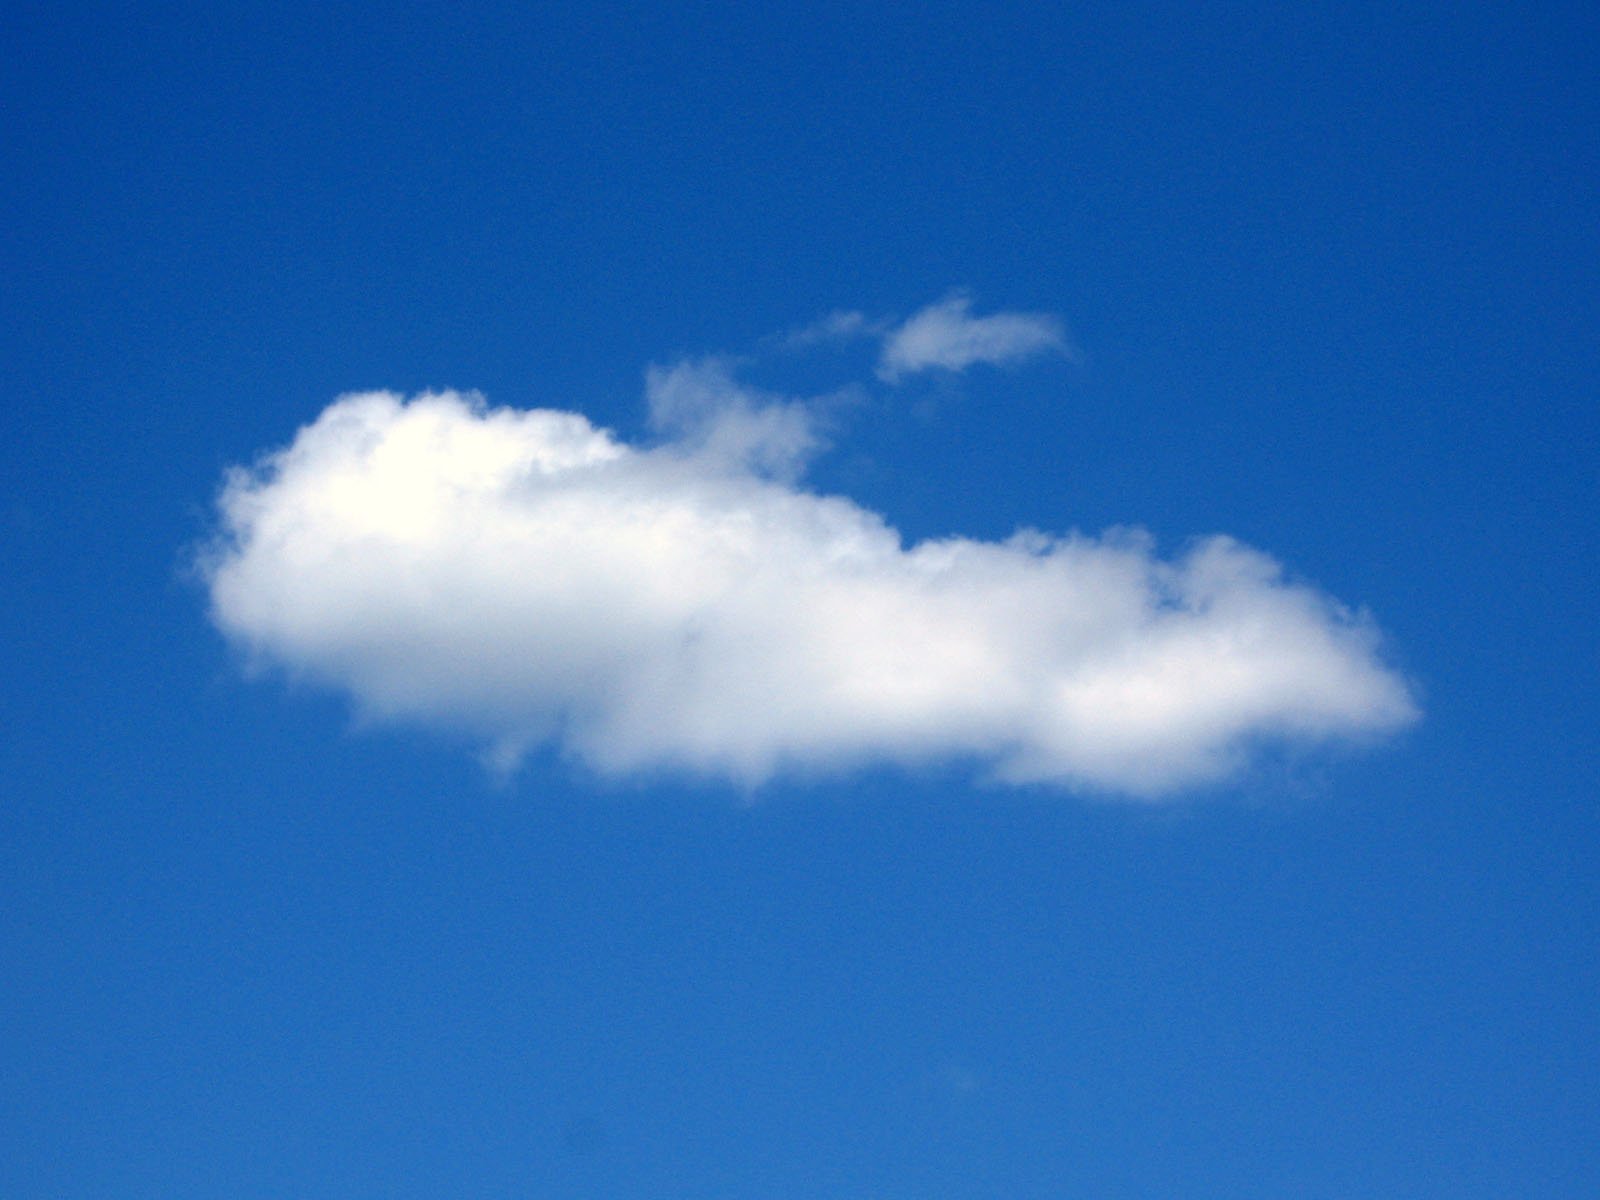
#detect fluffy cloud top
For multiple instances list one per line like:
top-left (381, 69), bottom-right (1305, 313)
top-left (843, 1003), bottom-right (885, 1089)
top-left (204, 351), bottom-right (1416, 795)
top-left (878, 294), bottom-right (1068, 381)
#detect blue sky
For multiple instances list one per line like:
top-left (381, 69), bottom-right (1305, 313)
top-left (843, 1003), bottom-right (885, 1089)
top-left (4, 2), bottom-right (1597, 1196)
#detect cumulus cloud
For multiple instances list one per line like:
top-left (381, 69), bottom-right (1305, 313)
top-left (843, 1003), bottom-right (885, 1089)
top-left (877, 294), bottom-right (1069, 381)
top-left (202, 342), bottom-right (1416, 795)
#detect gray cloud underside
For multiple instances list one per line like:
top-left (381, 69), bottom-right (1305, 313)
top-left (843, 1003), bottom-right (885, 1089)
top-left (204, 374), bottom-right (1416, 794)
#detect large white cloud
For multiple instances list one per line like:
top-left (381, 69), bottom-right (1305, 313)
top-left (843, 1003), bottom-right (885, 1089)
top-left (202, 349), bottom-right (1416, 795)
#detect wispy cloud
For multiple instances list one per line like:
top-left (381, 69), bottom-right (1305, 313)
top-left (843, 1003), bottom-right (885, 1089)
top-left (644, 356), bottom-right (824, 479)
top-left (775, 309), bottom-right (875, 350)
top-left (877, 293), bottom-right (1069, 382)
top-left (202, 310), bottom-right (1415, 795)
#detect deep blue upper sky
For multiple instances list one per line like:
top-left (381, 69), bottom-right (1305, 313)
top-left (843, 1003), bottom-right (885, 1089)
top-left (4, 3), bottom-right (1597, 1196)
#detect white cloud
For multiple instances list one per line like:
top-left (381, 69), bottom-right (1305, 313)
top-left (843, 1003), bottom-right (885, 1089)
top-left (202, 348), bottom-right (1416, 795)
top-left (878, 293), bottom-right (1069, 382)
top-left (644, 356), bottom-right (825, 479)
top-left (776, 309), bottom-right (873, 349)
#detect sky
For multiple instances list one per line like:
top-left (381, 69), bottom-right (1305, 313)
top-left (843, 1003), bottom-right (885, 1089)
top-left (3, 2), bottom-right (1597, 1197)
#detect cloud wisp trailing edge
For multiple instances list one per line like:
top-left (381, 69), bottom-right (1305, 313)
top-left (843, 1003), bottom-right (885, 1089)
top-left (203, 308), bottom-right (1416, 795)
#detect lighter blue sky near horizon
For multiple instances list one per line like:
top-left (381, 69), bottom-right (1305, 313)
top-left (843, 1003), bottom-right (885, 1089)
top-left (4, 2), bottom-right (1598, 1197)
